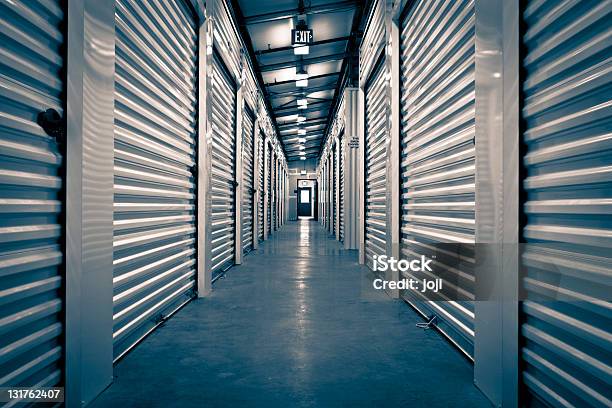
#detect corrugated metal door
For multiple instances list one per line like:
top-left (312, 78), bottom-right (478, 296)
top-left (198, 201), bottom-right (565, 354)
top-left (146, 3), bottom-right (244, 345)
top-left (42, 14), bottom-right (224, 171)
top-left (211, 51), bottom-right (237, 275)
top-left (241, 106), bottom-right (255, 253)
top-left (272, 156), bottom-right (277, 231)
top-left (332, 144), bottom-right (337, 236)
top-left (520, 1), bottom-right (612, 406)
top-left (399, 0), bottom-right (476, 357)
top-left (339, 132), bottom-right (345, 242)
top-left (364, 58), bottom-right (387, 269)
top-left (0, 0), bottom-right (65, 389)
top-left (113, 0), bottom-right (198, 358)
top-left (266, 142), bottom-right (272, 236)
top-left (257, 133), bottom-right (264, 241)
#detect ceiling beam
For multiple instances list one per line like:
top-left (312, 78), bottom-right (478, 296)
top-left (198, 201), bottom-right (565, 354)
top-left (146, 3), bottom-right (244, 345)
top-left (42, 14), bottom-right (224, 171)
top-left (277, 118), bottom-right (328, 129)
top-left (274, 103), bottom-right (331, 117)
top-left (285, 143), bottom-right (323, 152)
top-left (255, 36), bottom-right (350, 55)
top-left (265, 72), bottom-right (340, 87)
top-left (259, 52), bottom-right (347, 72)
top-left (243, 1), bottom-right (358, 25)
top-left (270, 84), bottom-right (337, 99)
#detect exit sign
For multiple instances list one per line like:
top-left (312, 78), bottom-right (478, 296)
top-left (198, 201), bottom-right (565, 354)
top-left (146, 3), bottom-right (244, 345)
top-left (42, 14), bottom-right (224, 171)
top-left (291, 29), bottom-right (313, 45)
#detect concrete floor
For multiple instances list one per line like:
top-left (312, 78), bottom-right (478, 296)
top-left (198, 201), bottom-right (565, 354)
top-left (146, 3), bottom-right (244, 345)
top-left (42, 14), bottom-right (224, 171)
top-left (92, 220), bottom-right (490, 407)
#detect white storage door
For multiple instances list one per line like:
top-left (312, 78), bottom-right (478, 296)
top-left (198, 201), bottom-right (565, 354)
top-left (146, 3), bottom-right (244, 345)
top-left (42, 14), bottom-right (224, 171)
top-left (0, 0), bottom-right (65, 388)
top-left (332, 145), bottom-right (337, 236)
top-left (241, 106), bottom-right (255, 253)
top-left (399, 0), bottom-right (476, 357)
top-left (257, 133), bottom-right (264, 241)
top-left (520, 1), bottom-right (612, 406)
top-left (364, 59), bottom-right (387, 269)
top-left (266, 143), bottom-right (272, 236)
top-left (113, 0), bottom-right (198, 358)
top-left (339, 132), bottom-right (345, 241)
top-left (211, 52), bottom-right (237, 276)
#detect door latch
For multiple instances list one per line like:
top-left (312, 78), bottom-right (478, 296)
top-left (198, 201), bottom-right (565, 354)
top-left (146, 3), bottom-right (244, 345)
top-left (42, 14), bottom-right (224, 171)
top-left (37, 108), bottom-right (65, 144)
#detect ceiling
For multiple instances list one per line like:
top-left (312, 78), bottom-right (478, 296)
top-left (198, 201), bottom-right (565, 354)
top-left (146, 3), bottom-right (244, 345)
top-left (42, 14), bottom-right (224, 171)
top-left (232, 0), bottom-right (364, 161)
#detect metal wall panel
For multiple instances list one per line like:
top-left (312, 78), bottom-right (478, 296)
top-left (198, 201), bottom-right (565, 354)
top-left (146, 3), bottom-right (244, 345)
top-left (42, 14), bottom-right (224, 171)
top-left (113, 0), bottom-right (197, 358)
top-left (364, 58), bottom-right (388, 270)
top-left (399, 0), bottom-right (476, 357)
top-left (210, 51), bottom-right (237, 276)
top-left (0, 0), bottom-right (65, 390)
top-left (257, 133), bottom-right (264, 241)
top-left (241, 105), bottom-right (255, 253)
top-left (520, 1), bottom-right (612, 406)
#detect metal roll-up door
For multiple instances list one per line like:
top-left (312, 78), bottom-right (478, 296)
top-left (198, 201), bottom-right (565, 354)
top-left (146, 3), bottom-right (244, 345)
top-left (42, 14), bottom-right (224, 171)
top-left (113, 0), bottom-right (197, 358)
top-left (520, 1), bottom-right (612, 406)
top-left (0, 0), bottom-right (64, 390)
top-left (339, 132), bottom-right (345, 242)
top-left (211, 51), bottom-right (237, 276)
top-left (326, 158), bottom-right (330, 230)
top-left (332, 145), bottom-right (337, 236)
top-left (399, 0), bottom-right (476, 358)
top-left (266, 143), bottom-right (272, 236)
top-left (272, 157), bottom-right (276, 231)
top-left (364, 57), bottom-right (387, 269)
top-left (241, 106), bottom-right (255, 254)
top-left (257, 133), bottom-right (264, 241)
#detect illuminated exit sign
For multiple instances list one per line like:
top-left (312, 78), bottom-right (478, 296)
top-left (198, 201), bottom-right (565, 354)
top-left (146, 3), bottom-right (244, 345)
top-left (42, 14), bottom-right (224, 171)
top-left (291, 29), bottom-right (313, 45)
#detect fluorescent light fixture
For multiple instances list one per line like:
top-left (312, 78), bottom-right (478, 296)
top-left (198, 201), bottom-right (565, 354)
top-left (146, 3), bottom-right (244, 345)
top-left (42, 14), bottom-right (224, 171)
top-left (295, 70), bottom-right (309, 87)
top-left (298, 138), bottom-right (306, 143)
top-left (299, 150), bottom-right (306, 155)
top-left (298, 129), bottom-right (306, 135)
top-left (294, 45), bottom-right (309, 55)
top-left (300, 156), bottom-right (307, 160)
top-left (297, 98), bottom-right (308, 107)
top-left (296, 116), bottom-right (306, 123)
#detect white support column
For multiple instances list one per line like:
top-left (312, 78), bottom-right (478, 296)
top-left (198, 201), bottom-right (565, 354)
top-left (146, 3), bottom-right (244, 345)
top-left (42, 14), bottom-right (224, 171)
top-left (343, 87), bottom-right (360, 250)
top-left (197, 10), bottom-right (214, 297)
top-left (474, 0), bottom-right (520, 407)
top-left (65, 0), bottom-right (115, 405)
top-left (358, 87), bottom-right (366, 264)
top-left (385, 0), bottom-right (400, 298)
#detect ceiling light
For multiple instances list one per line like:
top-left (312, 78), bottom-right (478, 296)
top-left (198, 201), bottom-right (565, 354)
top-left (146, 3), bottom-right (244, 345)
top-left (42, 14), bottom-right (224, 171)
top-left (299, 145), bottom-right (306, 150)
top-left (295, 70), bottom-right (308, 87)
top-left (298, 129), bottom-right (306, 135)
top-left (296, 116), bottom-right (306, 123)
top-left (299, 150), bottom-right (306, 155)
top-left (297, 98), bottom-right (308, 107)
top-left (300, 156), bottom-right (307, 160)
top-left (294, 45), bottom-right (309, 55)
top-left (298, 138), bottom-right (306, 143)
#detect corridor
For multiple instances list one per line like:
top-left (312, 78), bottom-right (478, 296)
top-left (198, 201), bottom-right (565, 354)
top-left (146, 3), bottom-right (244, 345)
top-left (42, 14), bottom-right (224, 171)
top-left (91, 220), bottom-right (489, 408)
